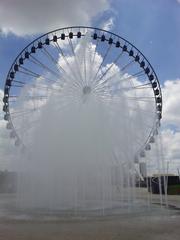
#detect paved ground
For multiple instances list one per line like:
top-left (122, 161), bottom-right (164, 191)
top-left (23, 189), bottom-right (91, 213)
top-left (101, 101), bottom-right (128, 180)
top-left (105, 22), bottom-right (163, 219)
top-left (0, 192), bottom-right (180, 240)
top-left (0, 213), bottom-right (180, 240)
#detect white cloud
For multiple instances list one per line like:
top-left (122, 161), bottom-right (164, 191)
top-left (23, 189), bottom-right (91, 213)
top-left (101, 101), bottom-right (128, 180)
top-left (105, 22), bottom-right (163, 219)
top-left (162, 130), bottom-right (180, 160)
top-left (160, 129), bottom-right (180, 174)
top-left (1, 25), bottom-right (180, 174)
top-left (0, 89), bottom-right (4, 120)
top-left (162, 79), bottom-right (180, 128)
top-left (133, 78), bottom-right (180, 175)
top-left (101, 17), bottom-right (114, 31)
top-left (0, 0), bottom-right (109, 36)
top-left (155, 78), bottom-right (180, 174)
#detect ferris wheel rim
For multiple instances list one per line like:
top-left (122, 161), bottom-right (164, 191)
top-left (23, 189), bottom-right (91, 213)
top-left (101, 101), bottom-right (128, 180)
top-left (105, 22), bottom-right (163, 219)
top-left (3, 26), bottom-right (162, 154)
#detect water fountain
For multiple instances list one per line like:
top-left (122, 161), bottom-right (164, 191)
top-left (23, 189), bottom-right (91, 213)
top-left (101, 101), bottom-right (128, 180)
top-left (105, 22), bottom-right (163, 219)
top-left (3, 27), bottom-right (166, 216)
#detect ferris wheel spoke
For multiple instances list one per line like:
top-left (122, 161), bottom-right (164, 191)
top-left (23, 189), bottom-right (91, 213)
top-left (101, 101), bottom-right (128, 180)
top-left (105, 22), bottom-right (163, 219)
top-left (53, 41), bottom-right (84, 89)
top-left (111, 84), bottom-right (152, 93)
top-left (42, 46), bottom-right (66, 74)
top-left (120, 59), bottom-right (135, 72)
top-left (130, 82), bottom-right (152, 89)
top-left (18, 70), bottom-right (40, 78)
top-left (88, 37), bottom-right (100, 83)
top-left (90, 44), bottom-right (112, 86)
top-left (126, 96), bottom-right (155, 100)
top-left (18, 65), bottom-right (65, 87)
top-left (21, 64), bottom-right (59, 78)
top-left (41, 46), bottom-right (79, 87)
top-left (28, 58), bottom-right (63, 85)
top-left (29, 55), bottom-right (60, 76)
top-left (10, 85), bottom-right (24, 88)
top-left (13, 80), bottom-right (26, 85)
top-left (83, 42), bottom-right (87, 86)
top-left (20, 65), bottom-right (63, 89)
top-left (8, 95), bottom-right (19, 99)
top-left (93, 50), bottom-right (124, 88)
top-left (28, 81), bottom-right (59, 90)
top-left (19, 65), bottom-right (53, 80)
top-left (89, 38), bottom-right (100, 83)
top-left (10, 104), bottom-right (46, 112)
top-left (116, 73), bottom-right (147, 88)
top-left (54, 36), bottom-right (82, 87)
top-left (95, 94), bottom-right (155, 114)
top-left (94, 69), bottom-right (146, 91)
top-left (67, 36), bottom-right (86, 87)
top-left (94, 80), bottom-right (151, 93)
top-left (9, 95), bottom-right (49, 103)
top-left (10, 108), bottom-right (42, 119)
top-left (99, 93), bottom-right (155, 103)
top-left (111, 95), bottom-right (155, 102)
top-left (10, 82), bottom-right (60, 96)
top-left (10, 108), bottom-right (41, 116)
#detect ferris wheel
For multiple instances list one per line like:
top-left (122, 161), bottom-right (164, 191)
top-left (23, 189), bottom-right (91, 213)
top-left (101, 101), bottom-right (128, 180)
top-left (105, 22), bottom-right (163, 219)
top-left (3, 26), bottom-right (162, 160)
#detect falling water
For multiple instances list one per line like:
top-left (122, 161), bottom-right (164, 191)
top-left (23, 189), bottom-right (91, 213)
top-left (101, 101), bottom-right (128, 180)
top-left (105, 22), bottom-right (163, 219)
top-left (11, 32), bottom-right (166, 215)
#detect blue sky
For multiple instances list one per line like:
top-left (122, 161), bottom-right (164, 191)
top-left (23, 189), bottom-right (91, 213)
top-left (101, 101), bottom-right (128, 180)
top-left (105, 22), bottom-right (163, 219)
top-left (110, 0), bottom-right (180, 81)
top-left (0, 0), bottom-right (179, 88)
top-left (0, 0), bottom-right (180, 172)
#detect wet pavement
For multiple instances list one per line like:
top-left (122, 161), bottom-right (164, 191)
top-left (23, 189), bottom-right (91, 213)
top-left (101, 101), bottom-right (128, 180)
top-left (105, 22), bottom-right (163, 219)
top-left (0, 192), bottom-right (180, 240)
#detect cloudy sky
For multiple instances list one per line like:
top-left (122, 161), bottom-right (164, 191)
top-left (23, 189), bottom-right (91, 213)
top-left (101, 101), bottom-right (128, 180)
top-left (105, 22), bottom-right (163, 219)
top-left (0, 0), bottom-right (180, 173)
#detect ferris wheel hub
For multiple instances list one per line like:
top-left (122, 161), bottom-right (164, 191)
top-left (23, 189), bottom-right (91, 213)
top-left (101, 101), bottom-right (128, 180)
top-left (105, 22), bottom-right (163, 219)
top-left (83, 85), bottom-right (91, 95)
